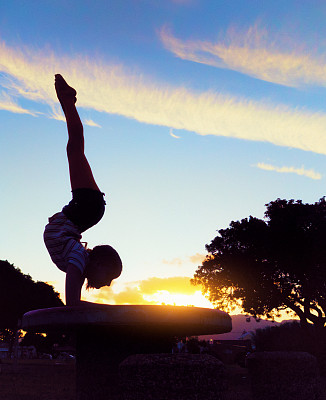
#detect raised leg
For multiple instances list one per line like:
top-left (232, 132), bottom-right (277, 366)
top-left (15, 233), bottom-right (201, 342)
top-left (55, 74), bottom-right (100, 192)
top-left (54, 74), bottom-right (98, 306)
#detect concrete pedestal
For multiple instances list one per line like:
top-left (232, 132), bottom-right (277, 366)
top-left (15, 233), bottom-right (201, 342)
top-left (22, 304), bottom-right (231, 400)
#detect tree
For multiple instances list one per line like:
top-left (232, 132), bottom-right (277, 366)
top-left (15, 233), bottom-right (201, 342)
top-left (192, 198), bottom-right (326, 329)
top-left (0, 260), bottom-right (64, 330)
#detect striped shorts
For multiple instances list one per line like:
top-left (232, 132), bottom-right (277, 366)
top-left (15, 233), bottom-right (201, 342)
top-left (44, 212), bottom-right (89, 274)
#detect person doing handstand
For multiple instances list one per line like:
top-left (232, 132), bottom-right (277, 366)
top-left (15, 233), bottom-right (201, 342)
top-left (44, 74), bottom-right (122, 306)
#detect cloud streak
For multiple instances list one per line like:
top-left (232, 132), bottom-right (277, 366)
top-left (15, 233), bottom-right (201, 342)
top-left (83, 276), bottom-right (212, 307)
top-left (159, 24), bottom-right (326, 88)
top-left (2, 38), bottom-right (326, 154)
top-left (255, 162), bottom-right (322, 180)
top-left (169, 128), bottom-right (180, 139)
top-left (84, 119), bottom-right (101, 128)
top-left (0, 92), bottom-right (37, 115)
top-left (163, 253), bottom-right (206, 265)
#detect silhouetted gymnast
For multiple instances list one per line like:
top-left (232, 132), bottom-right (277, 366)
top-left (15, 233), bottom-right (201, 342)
top-left (44, 74), bottom-right (122, 306)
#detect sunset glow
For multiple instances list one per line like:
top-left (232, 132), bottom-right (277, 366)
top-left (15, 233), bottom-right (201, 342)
top-left (80, 276), bottom-right (214, 308)
top-left (142, 290), bottom-right (213, 308)
top-left (83, 288), bottom-right (213, 308)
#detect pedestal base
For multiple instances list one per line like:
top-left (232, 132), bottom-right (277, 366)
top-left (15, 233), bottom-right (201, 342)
top-left (22, 304), bottom-right (232, 400)
top-left (76, 327), bottom-right (174, 400)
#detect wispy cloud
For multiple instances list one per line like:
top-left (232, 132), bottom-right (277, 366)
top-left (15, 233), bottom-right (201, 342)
top-left (3, 38), bottom-right (326, 154)
top-left (49, 107), bottom-right (66, 122)
top-left (255, 162), bottom-right (322, 180)
top-left (49, 107), bottom-right (101, 127)
top-left (163, 253), bottom-right (206, 265)
top-left (159, 24), bottom-right (326, 88)
top-left (169, 128), bottom-right (180, 138)
top-left (188, 253), bottom-right (206, 264)
top-left (84, 119), bottom-right (101, 128)
top-left (0, 92), bottom-right (37, 115)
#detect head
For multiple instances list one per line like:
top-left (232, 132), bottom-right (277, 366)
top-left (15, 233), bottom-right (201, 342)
top-left (85, 245), bottom-right (122, 289)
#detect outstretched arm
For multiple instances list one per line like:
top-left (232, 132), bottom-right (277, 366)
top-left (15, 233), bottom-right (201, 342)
top-left (55, 74), bottom-right (100, 192)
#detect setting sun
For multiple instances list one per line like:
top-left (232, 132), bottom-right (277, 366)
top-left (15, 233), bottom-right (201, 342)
top-left (143, 290), bottom-right (214, 308)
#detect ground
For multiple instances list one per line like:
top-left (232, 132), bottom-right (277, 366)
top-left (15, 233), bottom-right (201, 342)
top-left (0, 359), bottom-right (75, 400)
top-left (0, 359), bottom-right (325, 400)
top-left (222, 364), bottom-right (252, 400)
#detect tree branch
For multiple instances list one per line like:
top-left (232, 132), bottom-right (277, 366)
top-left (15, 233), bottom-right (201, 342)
top-left (285, 300), bottom-right (306, 324)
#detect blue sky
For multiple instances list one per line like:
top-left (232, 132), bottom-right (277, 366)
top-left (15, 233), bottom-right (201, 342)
top-left (1, 0), bottom-right (326, 311)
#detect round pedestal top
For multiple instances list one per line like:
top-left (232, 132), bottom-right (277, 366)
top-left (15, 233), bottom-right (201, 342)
top-left (22, 304), bottom-right (232, 336)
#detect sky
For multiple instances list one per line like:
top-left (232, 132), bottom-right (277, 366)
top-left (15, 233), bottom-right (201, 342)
top-left (1, 0), bottom-right (326, 315)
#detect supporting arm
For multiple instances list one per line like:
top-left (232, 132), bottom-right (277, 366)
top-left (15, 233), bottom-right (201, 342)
top-left (65, 264), bottom-right (85, 306)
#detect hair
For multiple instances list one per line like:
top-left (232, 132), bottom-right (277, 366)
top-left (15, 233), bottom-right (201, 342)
top-left (85, 245), bottom-right (122, 289)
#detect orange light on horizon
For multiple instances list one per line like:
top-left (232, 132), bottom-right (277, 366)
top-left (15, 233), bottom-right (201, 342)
top-left (142, 290), bottom-right (214, 308)
top-left (80, 277), bottom-right (298, 322)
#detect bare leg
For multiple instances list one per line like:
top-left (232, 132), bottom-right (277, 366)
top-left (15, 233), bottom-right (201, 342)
top-left (55, 74), bottom-right (100, 191)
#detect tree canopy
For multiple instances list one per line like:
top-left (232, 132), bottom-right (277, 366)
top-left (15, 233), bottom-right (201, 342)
top-left (192, 198), bottom-right (326, 328)
top-left (0, 260), bottom-right (63, 329)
